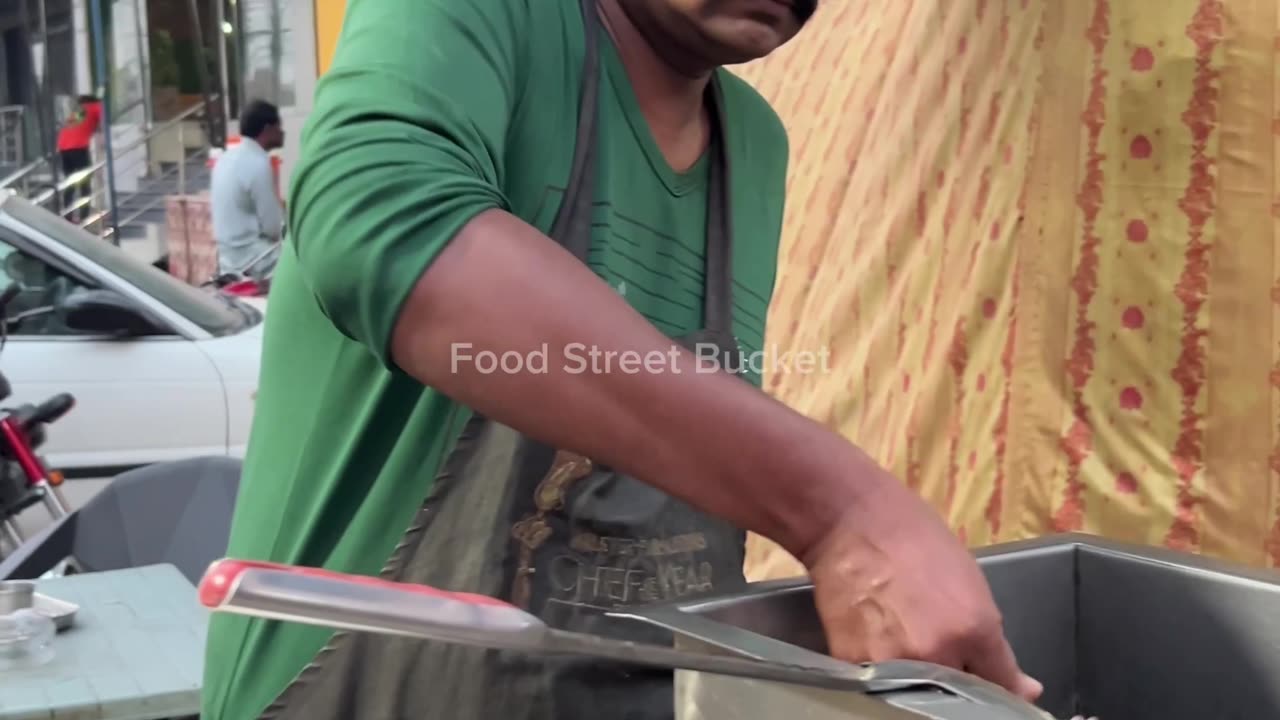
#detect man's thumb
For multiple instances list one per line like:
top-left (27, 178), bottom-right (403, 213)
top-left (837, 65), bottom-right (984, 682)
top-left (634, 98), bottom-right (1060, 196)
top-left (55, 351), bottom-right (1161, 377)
top-left (965, 633), bottom-right (1043, 702)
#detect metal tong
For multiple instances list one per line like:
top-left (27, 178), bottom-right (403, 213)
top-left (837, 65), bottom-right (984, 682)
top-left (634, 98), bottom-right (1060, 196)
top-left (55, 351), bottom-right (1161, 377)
top-left (197, 559), bottom-right (1051, 717)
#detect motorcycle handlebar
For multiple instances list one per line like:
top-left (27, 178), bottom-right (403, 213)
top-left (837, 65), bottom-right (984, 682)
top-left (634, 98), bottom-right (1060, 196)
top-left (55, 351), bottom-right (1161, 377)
top-left (17, 393), bottom-right (75, 428)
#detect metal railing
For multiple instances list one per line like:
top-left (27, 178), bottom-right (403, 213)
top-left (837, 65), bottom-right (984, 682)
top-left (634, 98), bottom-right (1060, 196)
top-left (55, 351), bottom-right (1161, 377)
top-left (0, 106), bottom-right (25, 168)
top-left (0, 155), bottom-right (50, 197)
top-left (5, 101), bottom-right (214, 241)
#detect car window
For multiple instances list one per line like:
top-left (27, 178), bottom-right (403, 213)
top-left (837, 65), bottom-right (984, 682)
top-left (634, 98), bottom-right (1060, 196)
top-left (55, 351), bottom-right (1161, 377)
top-left (1, 195), bottom-right (251, 336)
top-left (0, 239), bottom-right (101, 336)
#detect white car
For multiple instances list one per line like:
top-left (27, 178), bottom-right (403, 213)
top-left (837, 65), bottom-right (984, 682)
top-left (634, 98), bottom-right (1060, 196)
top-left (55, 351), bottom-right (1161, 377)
top-left (0, 193), bottom-right (264, 477)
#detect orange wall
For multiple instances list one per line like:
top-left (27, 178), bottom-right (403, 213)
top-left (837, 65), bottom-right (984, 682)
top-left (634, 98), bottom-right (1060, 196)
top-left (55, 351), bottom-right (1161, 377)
top-left (314, 0), bottom-right (345, 75)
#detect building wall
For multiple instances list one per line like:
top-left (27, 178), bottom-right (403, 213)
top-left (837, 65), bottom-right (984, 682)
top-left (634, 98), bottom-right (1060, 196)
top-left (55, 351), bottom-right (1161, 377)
top-left (281, 0), bottom-right (337, 191)
top-left (271, 0), bottom-right (316, 194)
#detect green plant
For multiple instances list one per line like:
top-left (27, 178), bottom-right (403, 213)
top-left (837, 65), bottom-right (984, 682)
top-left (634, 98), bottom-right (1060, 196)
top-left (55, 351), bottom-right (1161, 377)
top-left (173, 40), bottom-right (212, 94)
top-left (149, 30), bottom-right (180, 88)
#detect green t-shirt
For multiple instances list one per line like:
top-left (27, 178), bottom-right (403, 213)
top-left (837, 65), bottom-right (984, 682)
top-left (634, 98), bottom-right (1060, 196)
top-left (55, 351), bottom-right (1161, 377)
top-left (201, 0), bottom-right (790, 718)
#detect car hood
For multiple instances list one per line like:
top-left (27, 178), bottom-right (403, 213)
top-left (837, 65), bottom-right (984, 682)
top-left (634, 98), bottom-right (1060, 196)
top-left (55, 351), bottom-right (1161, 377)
top-left (196, 299), bottom-right (266, 384)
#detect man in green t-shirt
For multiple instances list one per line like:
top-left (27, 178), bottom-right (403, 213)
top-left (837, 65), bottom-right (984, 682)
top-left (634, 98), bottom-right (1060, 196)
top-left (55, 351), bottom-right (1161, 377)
top-left (202, 0), bottom-right (1042, 718)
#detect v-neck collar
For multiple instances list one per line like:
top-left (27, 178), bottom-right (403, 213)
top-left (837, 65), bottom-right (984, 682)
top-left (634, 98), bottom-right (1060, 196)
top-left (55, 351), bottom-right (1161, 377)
top-left (601, 34), bottom-right (714, 197)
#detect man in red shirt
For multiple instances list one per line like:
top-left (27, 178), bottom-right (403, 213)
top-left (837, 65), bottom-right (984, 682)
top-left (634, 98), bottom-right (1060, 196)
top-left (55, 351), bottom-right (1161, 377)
top-left (56, 95), bottom-right (102, 221)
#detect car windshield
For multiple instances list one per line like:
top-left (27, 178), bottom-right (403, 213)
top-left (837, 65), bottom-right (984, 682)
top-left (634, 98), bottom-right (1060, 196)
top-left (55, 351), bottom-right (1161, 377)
top-left (3, 195), bottom-right (251, 336)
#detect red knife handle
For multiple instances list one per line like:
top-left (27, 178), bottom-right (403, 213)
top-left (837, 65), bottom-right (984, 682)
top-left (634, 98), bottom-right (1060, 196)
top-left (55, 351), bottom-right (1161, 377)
top-left (199, 558), bottom-right (518, 611)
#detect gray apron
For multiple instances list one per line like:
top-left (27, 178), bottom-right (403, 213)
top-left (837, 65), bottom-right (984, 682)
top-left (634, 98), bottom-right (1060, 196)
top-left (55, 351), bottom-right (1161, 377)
top-left (258, 2), bottom-right (746, 718)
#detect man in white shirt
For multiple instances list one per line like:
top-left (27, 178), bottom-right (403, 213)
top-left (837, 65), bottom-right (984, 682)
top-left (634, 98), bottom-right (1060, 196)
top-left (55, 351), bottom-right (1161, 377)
top-left (211, 100), bottom-right (285, 277)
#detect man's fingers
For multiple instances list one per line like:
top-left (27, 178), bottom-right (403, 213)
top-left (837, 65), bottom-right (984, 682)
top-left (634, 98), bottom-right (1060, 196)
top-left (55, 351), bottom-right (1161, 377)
top-left (963, 631), bottom-right (1043, 702)
top-left (1012, 673), bottom-right (1044, 703)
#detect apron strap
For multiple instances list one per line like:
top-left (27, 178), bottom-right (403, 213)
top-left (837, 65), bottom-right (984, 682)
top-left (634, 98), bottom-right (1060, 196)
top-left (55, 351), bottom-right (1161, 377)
top-left (547, 0), bottom-right (734, 337)
top-left (546, 0), bottom-right (602, 261)
top-left (702, 81), bottom-right (733, 337)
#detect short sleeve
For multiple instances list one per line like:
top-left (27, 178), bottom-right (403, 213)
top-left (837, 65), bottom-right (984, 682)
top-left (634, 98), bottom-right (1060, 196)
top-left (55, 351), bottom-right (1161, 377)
top-left (287, 0), bottom-right (530, 370)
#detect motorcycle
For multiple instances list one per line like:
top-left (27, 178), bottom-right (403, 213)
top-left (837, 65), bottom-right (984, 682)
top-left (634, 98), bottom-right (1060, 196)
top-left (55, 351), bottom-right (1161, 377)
top-left (151, 239), bottom-right (281, 299)
top-left (203, 242), bottom-right (281, 299)
top-left (0, 283), bottom-right (75, 556)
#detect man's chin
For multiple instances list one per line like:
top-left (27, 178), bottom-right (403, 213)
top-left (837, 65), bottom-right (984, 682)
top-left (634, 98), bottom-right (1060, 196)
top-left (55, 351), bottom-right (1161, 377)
top-left (706, 21), bottom-right (798, 64)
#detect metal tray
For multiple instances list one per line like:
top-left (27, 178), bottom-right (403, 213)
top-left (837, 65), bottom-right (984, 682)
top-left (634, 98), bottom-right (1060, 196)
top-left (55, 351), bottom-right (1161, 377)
top-left (32, 592), bottom-right (78, 631)
top-left (619, 533), bottom-right (1280, 720)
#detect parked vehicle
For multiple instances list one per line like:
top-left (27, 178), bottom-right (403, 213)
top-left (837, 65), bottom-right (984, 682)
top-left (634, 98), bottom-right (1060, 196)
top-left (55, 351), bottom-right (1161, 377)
top-left (203, 242), bottom-right (280, 299)
top-left (153, 241), bottom-right (279, 304)
top-left (0, 396), bottom-right (74, 553)
top-left (0, 192), bottom-right (264, 477)
top-left (0, 284), bottom-right (76, 554)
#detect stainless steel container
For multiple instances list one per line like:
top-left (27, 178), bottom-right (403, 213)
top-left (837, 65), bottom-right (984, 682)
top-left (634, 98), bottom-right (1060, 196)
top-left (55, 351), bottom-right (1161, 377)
top-left (621, 533), bottom-right (1280, 720)
top-left (0, 580), bottom-right (34, 614)
top-left (0, 581), bottom-right (77, 630)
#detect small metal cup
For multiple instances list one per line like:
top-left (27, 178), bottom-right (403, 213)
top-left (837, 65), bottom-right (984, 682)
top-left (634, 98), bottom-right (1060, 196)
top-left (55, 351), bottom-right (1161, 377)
top-left (0, 581), bottom-right (35, 615)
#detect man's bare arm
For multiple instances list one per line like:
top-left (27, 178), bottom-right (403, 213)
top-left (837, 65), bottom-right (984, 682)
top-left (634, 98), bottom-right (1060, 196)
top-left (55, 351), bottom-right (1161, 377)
top-left (391, 209), bottom-right (886, 561)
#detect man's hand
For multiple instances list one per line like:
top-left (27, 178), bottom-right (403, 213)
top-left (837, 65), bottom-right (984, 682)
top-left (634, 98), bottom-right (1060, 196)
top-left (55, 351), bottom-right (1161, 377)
top-left (804, 477), bottom-right (1043, 702)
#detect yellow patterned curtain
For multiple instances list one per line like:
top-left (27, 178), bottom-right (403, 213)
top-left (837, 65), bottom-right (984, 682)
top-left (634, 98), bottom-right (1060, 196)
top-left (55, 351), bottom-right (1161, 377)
top-left (739, 0), bottom-right (1280, 579)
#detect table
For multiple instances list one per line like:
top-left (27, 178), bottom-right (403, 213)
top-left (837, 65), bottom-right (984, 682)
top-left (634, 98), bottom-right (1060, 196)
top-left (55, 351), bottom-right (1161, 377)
top-left (0, 564), bottom-right (207, 720)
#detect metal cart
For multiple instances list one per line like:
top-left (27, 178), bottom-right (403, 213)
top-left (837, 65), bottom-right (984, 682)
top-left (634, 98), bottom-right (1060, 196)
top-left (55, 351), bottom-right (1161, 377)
top-left (618, 533), bottom-right (1280, 720)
